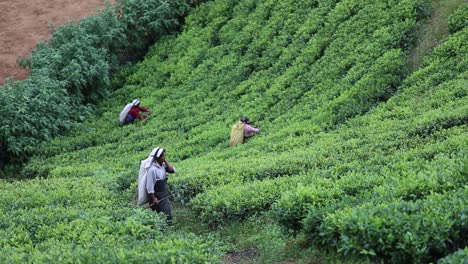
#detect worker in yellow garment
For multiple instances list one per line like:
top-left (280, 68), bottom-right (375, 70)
top-left (229, 116), bottom-right (260, 146)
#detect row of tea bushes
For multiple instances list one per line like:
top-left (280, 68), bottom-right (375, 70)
top-left (13, 0), bottom-right (465, 262)
top-left (0, 177), bottom-right (222, 262)
top-left (316, 187), bottom-right (467, 263)
top-left (0, 0), bottom-right (202, 159)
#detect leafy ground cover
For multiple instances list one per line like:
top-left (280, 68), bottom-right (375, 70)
top-left (2, 0), bottom-right (467, 262)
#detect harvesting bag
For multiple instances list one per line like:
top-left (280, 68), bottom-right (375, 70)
top-left (137, 157), bottom-right (152, 205)
top-left (229, 121), bottom-right (245, 146)
top-left (119, 103), bottom-right (134, 125)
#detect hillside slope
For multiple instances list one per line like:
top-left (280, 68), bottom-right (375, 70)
top-left (2, 0), bottom-right (467, 263)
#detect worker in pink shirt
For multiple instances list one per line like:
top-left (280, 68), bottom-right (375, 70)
top-left (240, 116), bottom-right (260, 138)
top-left (229, 116), bottom-right (260, 146)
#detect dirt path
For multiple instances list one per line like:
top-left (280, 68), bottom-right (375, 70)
top-left (0, 0), bottom-right (109, 85)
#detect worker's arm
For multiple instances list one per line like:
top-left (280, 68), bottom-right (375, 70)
top-left (135, 113), bottom-right (146, 120)
top-left (149, 193), bottom-right (159, 205)
top-left (164, 160), bottom-right (176, 173)
top-left (244, 124), bottom-right (260, 133)
top-left (146, 169), bottom-right (159, 205)
top-left (131, 107), bottom-right (150, 120)
top-left (139, 106), bottom-right (152, 113)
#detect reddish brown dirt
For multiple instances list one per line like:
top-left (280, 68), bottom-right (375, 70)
top-left (0, 0), bottom-right (110, 85)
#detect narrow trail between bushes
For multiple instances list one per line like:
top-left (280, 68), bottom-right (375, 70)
top-left (408, 0), bottom-right (465, 71)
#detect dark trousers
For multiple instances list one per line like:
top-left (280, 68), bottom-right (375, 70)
top-left (150, 190), bottom-right (172, 225)
top-left (124, 114), bottom-right (136, 125)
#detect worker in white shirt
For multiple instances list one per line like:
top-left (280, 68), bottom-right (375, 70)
top-left (146, 147), bottom-right (176, 225)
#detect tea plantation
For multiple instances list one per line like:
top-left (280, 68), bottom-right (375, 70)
top-left (1, 0), bottom-right (466, 263)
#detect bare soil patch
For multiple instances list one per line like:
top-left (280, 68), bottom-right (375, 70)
top-left (0, 0), bottom-right (110, 85)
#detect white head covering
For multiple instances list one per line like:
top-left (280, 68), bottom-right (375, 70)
top-left (142, 147), bottom-right (165, 169)
top-left (151, 147), bottom-right (165, 158)
top-left (132, 99), bottom-right (140, 106)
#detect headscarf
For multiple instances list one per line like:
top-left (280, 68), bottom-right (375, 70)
top-left (152, 147), bottom-right (165, 158)
top-left (132, 99), bottom-right (140, 106)
top-left (141, 147), bottom-right (164, 169)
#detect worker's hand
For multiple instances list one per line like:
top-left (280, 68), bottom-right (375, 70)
top-left (152, 197), bottom-right (160, 205)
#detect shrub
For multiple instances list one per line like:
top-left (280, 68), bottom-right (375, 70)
top-left (0, 0), bottom-right (203, 161)
top-left (316, 188), bottom-right (467, 263)
top-left (448, 4), bottom-right (468, 34)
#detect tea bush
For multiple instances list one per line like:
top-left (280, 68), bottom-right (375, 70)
top-left (0, 177), bottom-right (222, 263)
top-left (447, 3), bottom-right (467, 34)
top-left (0, 0), bottom-right (202, 160)
top-left (437, 248), bottom-right (468, 264)
top-left (317, 188), bottom-right (467, 263)
top-left (4, 0), bottom-right (466, 262)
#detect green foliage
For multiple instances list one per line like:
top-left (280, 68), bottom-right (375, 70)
top-left (0, 0), bottom-right (202, 160)
top-left (0, 177), bottom-right (222, 263)
top-left (317, 188), bottom-right (467, 263)
top-left (22, 5), bottom-right (125, 103)
top-left (437, 248), bottom-right (468, 264)
top-left (2, 0), bottom-right (466, 262)
top-left (0, 72), bottom-right (86, 157)
top-left (111, 63), bottom-right (140, 90)
top-left (117, 0), bottom-right (191, 56)
top-left (448, 3), bottom-right (468, 34)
